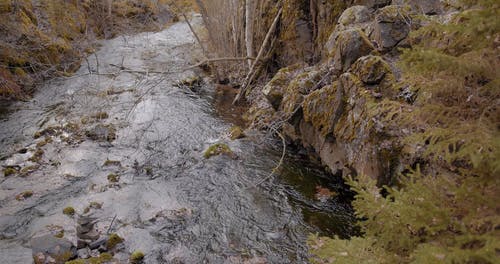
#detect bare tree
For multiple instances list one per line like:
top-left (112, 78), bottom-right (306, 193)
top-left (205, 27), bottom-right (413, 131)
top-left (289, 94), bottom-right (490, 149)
top-left (245, 0), bottom-right (254, 68)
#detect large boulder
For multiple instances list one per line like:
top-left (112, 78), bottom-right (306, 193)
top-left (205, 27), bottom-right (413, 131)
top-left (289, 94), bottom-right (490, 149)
top-left (302, 82), bottom-right (344, 137)
top-left (371, 5), bottom-right (411, 51)
top-left (338, 6), bottom-right (372, 27)
top-left (262, 65), bottom-right (303, 110)
top-left (326, 28), bottom-right (375, 72)
top-left (31, 235), bottom-right (77, 263)
top-left (351, 55), bottom-right (392, 85)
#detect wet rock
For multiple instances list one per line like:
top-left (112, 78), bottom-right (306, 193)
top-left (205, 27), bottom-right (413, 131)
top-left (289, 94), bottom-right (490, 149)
top-left (85, 124), bottom-right (116, 142)
top-left (76, 248), bottom-right (90, 259)
top-left (353, 0), bottom-right (392, 9)
top-left (392, 0), bottom-right (442, 15)
top-left (229, 126), bottom-right (245, 140)
top-left (351, 55), bottom-right (392, 85)
top-left (31, 235), bottom-right (77, 263)
top-left (88, 236), bottom-right (108, 250)
top-left (204, 143), bottom-right (236, 159)
top-left (326, 28), bottom-right (375, 72)
top-left (371, 5), bottom-right (411, 51)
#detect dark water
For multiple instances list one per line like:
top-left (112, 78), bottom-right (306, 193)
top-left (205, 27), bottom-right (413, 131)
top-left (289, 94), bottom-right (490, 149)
top-left (0, 17), bottom-right (355, 263)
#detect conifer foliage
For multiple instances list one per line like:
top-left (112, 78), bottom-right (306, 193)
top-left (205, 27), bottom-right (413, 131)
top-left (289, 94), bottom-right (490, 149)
top-left (309, 1), bottom-right (499, 263)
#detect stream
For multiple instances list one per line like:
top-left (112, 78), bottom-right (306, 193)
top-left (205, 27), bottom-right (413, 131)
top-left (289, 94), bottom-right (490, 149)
top-left (0, 17), bottom-right (355, 263)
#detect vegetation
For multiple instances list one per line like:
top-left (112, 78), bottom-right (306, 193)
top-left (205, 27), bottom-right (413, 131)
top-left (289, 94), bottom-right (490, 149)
top-left (204, 143), bottom-right (235, 159)
top-left (62, 206), bottom-right (75, 216)
top-left (309, 0), bottom-right (500, 263)
top-left (106, 233), bottom-right (124, 249)
top-left (130, 251), bottom-right (145, 263)
top-left (3, 167), bottom-right (16, 176)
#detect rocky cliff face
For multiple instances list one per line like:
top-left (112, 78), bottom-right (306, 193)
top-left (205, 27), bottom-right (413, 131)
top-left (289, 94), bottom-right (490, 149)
top-left (247, 0), bottom-right (447, 184)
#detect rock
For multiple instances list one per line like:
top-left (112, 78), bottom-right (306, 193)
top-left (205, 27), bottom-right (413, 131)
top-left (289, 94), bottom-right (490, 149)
top-left (78, 230), bottom-right (99, 241)
top-left (31, 235), bottom-right (77, 263)
top-left (371, 5), bottom-right (411, 51)
top-left (351, 55), bottom-right (392, 85)
top-left (281, 67), bottom-right (327, 116)
top-left (77, 248), bottom-right (90, 259)
top-left (392, 0), bottom-right (442, 15)
top-left (326, 28), bottom-right (375, 72)
top-left (353, 0), bottom-right (392, 9)
top-left (338, 6), bottom-right (372, 27)
top-left (77, 239), bottom-right (90, 249)
top-left (85, 124), bottom-right (116, 142)
top-left (302, 82), bottom-right (345, 137)
top-left (262, 66), bottom-right (299, 110)
top-left (88, 236), bottom-right (108, 250)
top-left (229, 126), bottom-right (245, 140)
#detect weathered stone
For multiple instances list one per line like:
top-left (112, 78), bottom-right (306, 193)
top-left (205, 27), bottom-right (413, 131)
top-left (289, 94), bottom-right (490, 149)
top-left (262, 66), bottom-right (301, 110)
top-left (302, 82), bottom-right (344, 136)
top-left (371, 5), bottom-right (411, 51)
top-left (351, 55), bottom-right (392, 84)
top-left (353, 0), bottom-right (392, 9)
top-left (77, 248), bottom-right (90, 259)
top-left (281, 67), bottom-right (326, 117)
top-left (78, 230), bottom-right (99, 241)
top-left (31, 235), bottom-right (77, 263)
top-left (88, 236), bottom-right (108, 250)
top-left (392, 0), bottom-right (442, 15)
top-left (338, 6), bottom-right (372, 27)
top-left (326, 28), bottom-right (375, 72)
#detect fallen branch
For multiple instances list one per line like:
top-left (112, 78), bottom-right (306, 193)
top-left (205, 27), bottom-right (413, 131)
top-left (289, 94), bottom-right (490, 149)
top-left (233, 7), bottom-right (282, 104)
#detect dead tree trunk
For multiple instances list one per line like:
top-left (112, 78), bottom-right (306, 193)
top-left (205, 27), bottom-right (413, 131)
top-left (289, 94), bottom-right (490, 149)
top-left (245, 0), bottom-right (255, 68)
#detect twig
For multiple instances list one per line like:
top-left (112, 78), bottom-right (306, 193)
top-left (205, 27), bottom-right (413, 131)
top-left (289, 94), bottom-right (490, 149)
top-left (106, 214), bottom-right (117, 234)
top-left (233, 7), bottom-right (282, 104)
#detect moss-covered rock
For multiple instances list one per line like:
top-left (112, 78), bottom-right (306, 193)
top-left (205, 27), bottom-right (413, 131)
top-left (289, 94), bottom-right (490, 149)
top-left (326, 28), bottom-right (375, 72)
top-left (15, 190), bottom-right (33, 201)
top-left (3, 167), bottom-right (17, 177)
top-left (371, 5), bottom-right (411, 51)
top-left (351, 55), bottom-right (391, 85)
top-left (106, 233), bottom-right (124, 249)
top-left (203, 143), bottom-right (235, 159)
top-left (262, 65), bottom-right (302, 110)
top-left (130, 251), bottom-right (145, 264)
top-left (303, 82), bottom-right (344, 137)
top-left (62, 206), bottom-right (75, 216)
top-left (107, 173), bottom-right (120, 183)
top-left (338, 5), bottom-right (372, 27)
top-left (229, 126), bottom-right (245, 140)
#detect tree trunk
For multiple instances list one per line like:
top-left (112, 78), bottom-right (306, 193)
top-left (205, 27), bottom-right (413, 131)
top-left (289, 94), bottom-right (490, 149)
top-left (245, 0), bottom-right (254, 68)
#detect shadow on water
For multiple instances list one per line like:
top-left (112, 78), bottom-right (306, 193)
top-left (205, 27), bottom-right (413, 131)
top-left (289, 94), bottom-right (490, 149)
top-left (207, 81), bottom-right (358, 240)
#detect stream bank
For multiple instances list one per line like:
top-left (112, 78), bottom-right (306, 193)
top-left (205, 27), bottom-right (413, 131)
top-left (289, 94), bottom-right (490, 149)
top-left (0, 17), bottom-right (355, 263)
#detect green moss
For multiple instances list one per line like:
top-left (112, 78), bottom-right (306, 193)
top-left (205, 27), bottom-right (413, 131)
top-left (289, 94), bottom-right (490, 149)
top-left (130, 251), bottom-right (145, 263)
top-left (20, 165), bottom-right (40, 176)
top-left (103, 159), bottom-right (121, 166)
top-left (3, 167), bottom-right (17, 177)
top-left (229, 126), bottom-right (245, 140)
top-left (106, 233), bottom-right (124, 249)
top-left (62, 206), bottom-right (75, 216)
top-left (107, 173), bottom-right (119, 183)
top-left (54, 229), bottom-right (64, 238)
top-left (203, 143), bottom-right (233, 159)
top-left (28, 148), bottom-right (44, 162)
top-left (15, 190), bottom-right (33, 201)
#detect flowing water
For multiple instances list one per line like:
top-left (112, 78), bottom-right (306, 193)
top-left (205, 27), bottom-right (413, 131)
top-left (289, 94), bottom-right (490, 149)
top-left (0, 17), bottom-right (355, 263)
